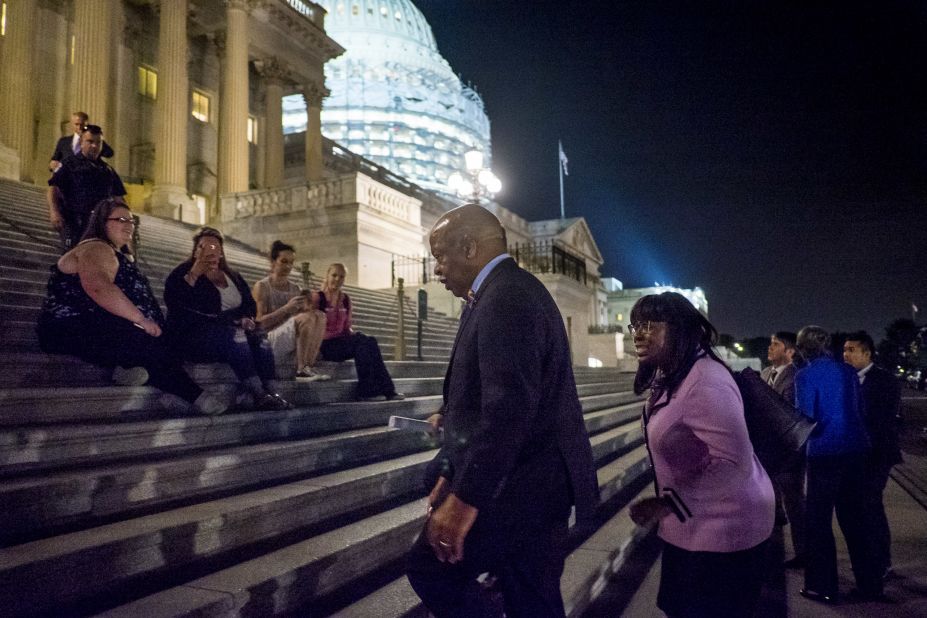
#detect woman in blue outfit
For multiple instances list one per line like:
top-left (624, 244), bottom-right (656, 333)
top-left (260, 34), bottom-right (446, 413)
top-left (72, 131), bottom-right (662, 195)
top-left (36, 199), bottom-right (225, 415)
top-left (164, 227), bottom-right (291, 411)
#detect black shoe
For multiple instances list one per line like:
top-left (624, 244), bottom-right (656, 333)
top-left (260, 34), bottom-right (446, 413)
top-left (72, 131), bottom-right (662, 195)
top-left (783, 555), bottom-right (807, 569)
top-left (253, 392), bottom-right (293, 411)
top-left (847, 588), bottom-right (888, 602)
top-left (800, 588), bottom-right (837, 604)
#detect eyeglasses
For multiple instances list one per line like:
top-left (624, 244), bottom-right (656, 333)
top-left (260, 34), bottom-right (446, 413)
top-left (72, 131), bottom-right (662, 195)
top-left (106, 217), bottom-right (136, 226)
top-left (628, 321), bottom-right (660, 336)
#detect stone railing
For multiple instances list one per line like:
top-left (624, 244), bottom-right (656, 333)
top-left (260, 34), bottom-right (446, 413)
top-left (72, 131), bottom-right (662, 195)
top-left (220, 177), bottom-right (347, 222)
top-left (283, 0), bottom-right (324, 28)
top-left (220, 172), bottom-right (422, 227)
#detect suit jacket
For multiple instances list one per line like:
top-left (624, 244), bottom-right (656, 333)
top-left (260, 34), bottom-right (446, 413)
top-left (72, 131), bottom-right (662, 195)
top-left (860, 365), bottom-right (903, 466)
top-left (51, 135), bottom-right (114, 163)
top-left (760, 363), bottom-right (797, 405)
top-left (427, 258), bottom-right (599, 522)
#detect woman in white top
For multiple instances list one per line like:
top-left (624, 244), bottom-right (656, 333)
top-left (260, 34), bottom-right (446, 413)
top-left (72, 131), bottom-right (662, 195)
top-left (253, 240), bottom-right (329, 380)
top-left (164, 227), bottom-right (292, 411)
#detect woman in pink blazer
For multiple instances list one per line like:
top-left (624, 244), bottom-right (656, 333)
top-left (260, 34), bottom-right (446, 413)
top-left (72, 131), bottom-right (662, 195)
top-left (629, 292), bottom-right (775, 617)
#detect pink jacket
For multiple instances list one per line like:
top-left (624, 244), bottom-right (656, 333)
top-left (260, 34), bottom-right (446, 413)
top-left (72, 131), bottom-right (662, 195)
top-left (645, 357), bottom-right (774, 552)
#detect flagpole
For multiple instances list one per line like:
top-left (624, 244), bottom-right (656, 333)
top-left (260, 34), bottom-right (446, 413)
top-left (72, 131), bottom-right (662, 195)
top-left (558, 140), bottom-right (565, 219)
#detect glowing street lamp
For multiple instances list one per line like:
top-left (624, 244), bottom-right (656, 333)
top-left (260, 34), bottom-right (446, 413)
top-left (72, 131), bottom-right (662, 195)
top-left (448, 149), bottom-right (501, 203)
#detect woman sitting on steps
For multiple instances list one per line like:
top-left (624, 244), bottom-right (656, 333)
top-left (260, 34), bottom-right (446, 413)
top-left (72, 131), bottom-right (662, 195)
top-left (252, 240), bottom-right (329, 381)
top-left (35, 198), bottom-right (225, 415)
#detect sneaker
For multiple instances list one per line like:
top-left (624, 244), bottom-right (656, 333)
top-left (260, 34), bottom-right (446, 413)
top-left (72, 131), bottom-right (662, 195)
top-left (386, 392), bottom-right (406, 401)
top-left (296, 367), bottom-right (331, 382)
top-left (112, 366), bottom-right (149, 386)
top-left (194, 392), bottom-right (228, 416)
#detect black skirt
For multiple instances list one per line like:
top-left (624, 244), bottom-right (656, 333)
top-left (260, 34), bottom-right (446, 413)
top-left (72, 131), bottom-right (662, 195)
top-left (657, 538), bottom-right (770, 618)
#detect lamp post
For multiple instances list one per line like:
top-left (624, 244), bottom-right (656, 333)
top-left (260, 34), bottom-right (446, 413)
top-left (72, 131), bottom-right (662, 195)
top-left (447, 149), bottom-right (501, 204)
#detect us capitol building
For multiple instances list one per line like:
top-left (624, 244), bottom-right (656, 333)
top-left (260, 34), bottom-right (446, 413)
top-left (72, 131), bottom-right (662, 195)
top-left (0, 0), bottom-right (686, 366)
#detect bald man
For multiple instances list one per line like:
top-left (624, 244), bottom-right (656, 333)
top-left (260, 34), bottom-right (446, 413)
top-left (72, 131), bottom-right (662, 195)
top-left (407, 204), bottom-right (598, 617)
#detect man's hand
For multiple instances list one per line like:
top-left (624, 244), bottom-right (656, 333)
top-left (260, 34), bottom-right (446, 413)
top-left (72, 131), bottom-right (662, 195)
top-left (426, 412), bottom-right (444, 436)
top-left (426, 488), bottom-right (478, 564)
top-left (49, 160), bottom-right (62, 173)
top-left (629, 497), bottom-right (672, 526)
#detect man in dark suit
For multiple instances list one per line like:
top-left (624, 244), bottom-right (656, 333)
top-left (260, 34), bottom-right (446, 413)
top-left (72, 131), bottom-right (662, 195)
top-left (762, 331), bottom-right (807, 567)
top-left (407, 204), bottom-right (599, 617)
top-left (48, 111), bottom-right (114, 172)
top-left (844, 331), bottom-right (903, 579)
top-left (47, 125), bottom-right (126, 251)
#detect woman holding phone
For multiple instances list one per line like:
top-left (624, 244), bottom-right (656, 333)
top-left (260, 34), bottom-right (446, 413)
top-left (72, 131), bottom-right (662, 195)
top-left (164, 227), bottom-right (292, 411)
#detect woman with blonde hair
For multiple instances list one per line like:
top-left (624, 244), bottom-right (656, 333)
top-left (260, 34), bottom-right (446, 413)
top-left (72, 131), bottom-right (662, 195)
top-left (318, 263), bottom-right (404, 401)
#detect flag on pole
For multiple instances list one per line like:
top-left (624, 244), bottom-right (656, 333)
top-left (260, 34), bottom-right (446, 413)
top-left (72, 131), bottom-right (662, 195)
top-left (558, 140), bottom-right (569, 176)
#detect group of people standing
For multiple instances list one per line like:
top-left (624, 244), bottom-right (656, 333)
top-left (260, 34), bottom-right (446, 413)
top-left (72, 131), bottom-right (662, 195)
top-left (624, 308), bottom-right (902, 615)
top-left (762, 328), bottom-right (902, 604)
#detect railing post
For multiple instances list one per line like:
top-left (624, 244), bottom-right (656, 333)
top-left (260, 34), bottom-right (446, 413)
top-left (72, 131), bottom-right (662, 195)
top-left (391, 257), bottom-right (396, 288)
top-left (395, 277), bottom-right (406, 361)
top-left (422, 255), bottom-right (428, 285)
top-left (300, 261), bottom-right (312, 289)
top-left (417, 288), bottom-right (428, 361)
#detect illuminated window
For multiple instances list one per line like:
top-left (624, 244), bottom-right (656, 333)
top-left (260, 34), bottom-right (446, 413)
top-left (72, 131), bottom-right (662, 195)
top-left (395, 11), bottom-right (402, 21)
top-left (191, 90), bottom-right (210, 122)
top-left (380, 6), bottom-right (387, 17)
top-left (1, 3), bottom-right (7, 37)
top-left (247, 116), bottom-right (258, 144)
top-left (138, 66), bottom-right (157, 99)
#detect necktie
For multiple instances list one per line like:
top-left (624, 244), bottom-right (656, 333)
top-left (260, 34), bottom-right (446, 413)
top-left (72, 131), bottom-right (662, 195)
top-left (768, 369), bottom-right (778, 386)
top-left (73, 134), bottom-right (80, 155)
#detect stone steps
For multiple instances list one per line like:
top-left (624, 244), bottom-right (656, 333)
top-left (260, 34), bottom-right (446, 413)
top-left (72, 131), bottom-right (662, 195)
top-left (0, 407), bottom-right (647, 616)
top-left (0, 393), bottom-right (638, 543)
top-left (93, 444), bottom-right (652, 618)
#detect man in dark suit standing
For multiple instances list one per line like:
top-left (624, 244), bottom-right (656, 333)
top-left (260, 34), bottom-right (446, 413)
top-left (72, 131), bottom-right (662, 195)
top-left (407, 204), bottom-right (599, 617)
top-left (48, 111), bottom-right (114, 173)
top-left (762, 331), bottom-right (807, 568)
top-left (843, 331), bottom-right (903, 579)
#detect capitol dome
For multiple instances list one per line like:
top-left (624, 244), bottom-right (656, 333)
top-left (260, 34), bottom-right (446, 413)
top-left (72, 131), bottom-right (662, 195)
top-left (285, 0), bottom-right (492, 195)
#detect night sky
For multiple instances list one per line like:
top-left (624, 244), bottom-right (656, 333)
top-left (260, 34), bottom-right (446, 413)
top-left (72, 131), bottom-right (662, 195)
top-left (415, 0), bottom-right (926, 340)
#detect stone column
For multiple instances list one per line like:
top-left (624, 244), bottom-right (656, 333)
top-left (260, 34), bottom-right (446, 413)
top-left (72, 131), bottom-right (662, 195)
top-left (302, 81), bottom-right (329, 182)
top-left (0, 1), bottom-right (37, 180)
top-left (260, 58), bottom-right (287, 188)
top-left (150, 0), bottom-right (192, 217)
top-left (72, 0), bottom-right (113, 132)
top-left (217, 0), bottom-right (251, 195)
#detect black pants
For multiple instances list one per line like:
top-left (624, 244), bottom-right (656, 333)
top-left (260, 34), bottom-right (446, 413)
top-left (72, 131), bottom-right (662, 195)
top-left (321, 333), bottom-right (395, 398)
top-left (175, 322), bottom-right (275, 386)
top-left (805, 453), bottom-right (883, 596)
top-left (407, 453), bottom-right (572, 618)
top-left (37, 313), bottom-right (202, 402)
top-left (864, 458), bottom-right (894, 574)
top-left (657, 539), bottom-right (769, 618)
top-left (773, 449), bottom-right (807, 557)
top-left (57, 213), bottom-right (88, 253)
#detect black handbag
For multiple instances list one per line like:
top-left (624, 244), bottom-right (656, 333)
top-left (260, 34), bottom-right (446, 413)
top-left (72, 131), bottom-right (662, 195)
top-left (733, 367), bottom-right (817, 474)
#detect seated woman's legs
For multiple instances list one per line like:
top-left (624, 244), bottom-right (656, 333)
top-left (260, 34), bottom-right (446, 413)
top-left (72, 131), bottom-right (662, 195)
top-left (295, 310), bottom-right (327, 375)
top-left (38, 314), bottom-right (202, 404)
top-left (321, 333), bottom-right (396, 398)
top-left (180, 323), bottom-right (265, 394)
